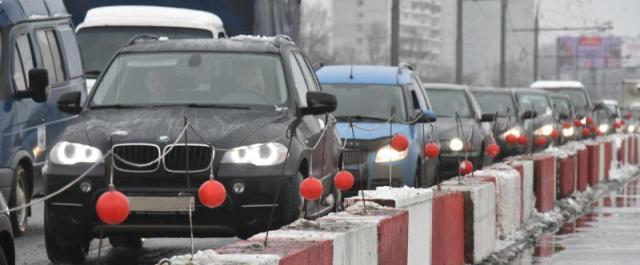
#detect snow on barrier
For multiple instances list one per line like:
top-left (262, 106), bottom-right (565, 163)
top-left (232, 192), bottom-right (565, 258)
top-left (587, 142), bottom-right (601, 186)
top-left (473, 164), bottom-right (521, 239)
top-left (431, 191), bottom-right (464, 265)
top-left (345, 187), bottom-right (432, 265)
top-left (440, 179), bottom-right (496, 264)
top-left (507, 160), bottom-right (535, 222)
top-left (533, 154), bottom-right (556, 213)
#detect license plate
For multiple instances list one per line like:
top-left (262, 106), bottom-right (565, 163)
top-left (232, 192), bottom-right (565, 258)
top-left (129, 196), bottom-right (195, 212)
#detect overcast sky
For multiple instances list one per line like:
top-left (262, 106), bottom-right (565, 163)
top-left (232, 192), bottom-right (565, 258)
top-left (538, 0), bottom-right (640, 43)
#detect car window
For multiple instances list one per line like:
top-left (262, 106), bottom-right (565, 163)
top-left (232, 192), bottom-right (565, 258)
top-left (323, 84), bottom-right (407, 121)
top-left (293, 52), bottom-right (319, 92)
top-left (552, 97), bottom-right (572, 115)
top-left (91, 52), bottom-right (288, 106)
top-left (288, 53), bottom-right (310, 107)
top-left (412, 76), bottom-right (430, 109)
top-left (474, 92), bottom-right (517, 118)
top-left (58, 25), bottom-right (83, 78)
top-left (426, 89), bottom-right (474, 118)
top-left (553, 88), bottom-right (588, 108)
top-left (35, 29), bottom-right (66, 83)
top-left (13, 34), bottom-right (35, 92)
top-left (517, 93), bottom-right (552, 115)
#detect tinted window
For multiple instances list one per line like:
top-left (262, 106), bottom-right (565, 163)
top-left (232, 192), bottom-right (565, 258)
top-left (552, 97), bottom-right (572, 115)
top-left (517, 93), bottom-right (552, 115)
top-left (293, 52), bottom-right (319, 92)
top-left (288, 53), bottom-right (310, 107)
top-left (91, 53), bottom-right (287, 106)
top-left (58, 25), bottom-right (83, 78)
top-left (14, 35), bottom-right (35, 91)
top-left (36, 30), bottom-right (65, 83)
top-left (426, 89), bottom-right (473, 118)
top-left (553, 88), bottom-right (588, 107)
top-left (323, 84), bottom-right (407, 121)
top-left (474, 92), bottom-right (517, 117)
top-left (77, 27), bottom-right (212, 75)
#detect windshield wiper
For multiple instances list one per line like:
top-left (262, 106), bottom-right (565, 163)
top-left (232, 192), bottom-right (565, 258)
top-left (90, 104), bottom-right (148, 109)
top-left (184, 103), bottom-right (250, 110)
top-left (335, 115), bottom-right (389, 122)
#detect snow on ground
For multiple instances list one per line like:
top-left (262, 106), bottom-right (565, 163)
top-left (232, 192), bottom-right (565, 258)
top-left (157, 249), bottom-right (280, 265)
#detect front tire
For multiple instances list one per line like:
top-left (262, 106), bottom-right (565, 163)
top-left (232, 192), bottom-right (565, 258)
top-left (44, 205), bottom-right (89, 264)
top-left (10, 165), bottom-right (29, 237)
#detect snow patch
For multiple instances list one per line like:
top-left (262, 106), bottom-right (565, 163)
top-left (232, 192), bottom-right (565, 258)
top-left (158, 250), bottom-right (279, 265)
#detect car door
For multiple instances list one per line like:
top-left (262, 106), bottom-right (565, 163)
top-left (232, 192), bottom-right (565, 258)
top-left (409, 76), bottom-right (438, 186)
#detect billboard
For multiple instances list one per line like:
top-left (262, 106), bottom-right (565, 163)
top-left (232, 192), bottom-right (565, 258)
top-left (557, 36), bottom-right (622, 69)
top-left (622, 38), bottom-right (640, 67)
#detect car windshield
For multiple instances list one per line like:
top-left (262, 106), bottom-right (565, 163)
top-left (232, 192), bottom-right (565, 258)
top-left (77, 27), bottom-right (213, 76)
top-left (473, 92), bottom-right (517, 118)
top-left (552, 88), bottom-right (589, 108)
top-left (552, 97), bottom-right (572, 116)
top-left (426, 89), bottom-right (474, 118)
top-left (604, 104), bottom-right (620, 117)
top-left (517, 93), bottom-right (553, 115)
top-left (322, 84), bottom-right (407, 121)
top-left (90, 52), bottom-right (288, 107)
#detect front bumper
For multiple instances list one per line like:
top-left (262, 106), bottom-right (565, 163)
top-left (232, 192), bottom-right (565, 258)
top-left (44, 162), bottom-right (299, 238)
top-left (342, 155), bottom-right (416, 195)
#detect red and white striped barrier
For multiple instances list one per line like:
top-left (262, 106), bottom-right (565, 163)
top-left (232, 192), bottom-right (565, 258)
top-left (587, 142), bottom-right (601, 186)
top-left (508, 160), bottom-right (535, 222)
top-left (431, 191), bottom-right (464, 265)
top-left (533, 154), bottom-right (557, 213)
top-left (473, 164), bottom-right (521, 239)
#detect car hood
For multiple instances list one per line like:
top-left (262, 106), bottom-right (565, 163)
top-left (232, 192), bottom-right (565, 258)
top-left (336, 122), bottom-right (413, 141)
top-left (436, 118), bottom-right (479, 141)
top-left (62, 107), bottom-right (292, 150)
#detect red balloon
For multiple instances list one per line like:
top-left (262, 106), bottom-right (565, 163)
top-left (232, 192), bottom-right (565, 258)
top-left (517, 135), bottom-right (528, 145)
top-left (563, 122), bottom-right (572, 129)
top-left (300, 177), bottom-right (323, 200)
top-left (582, 127), bottom-right (592, 138)
top-left (586, 116), bottom-right (593, 125)
top-left (620, 120), bottom-right (626, 126)
top-left (198, 180), bottom-right (227, 208)
top-left (574, 119), bottom-right (582, 127)
top-left (550, 129), bottom-right (560, 139)
top-left (334, 171), bottom-right (355, 191)
top-left (534, 136), bottom-right (547, 147)
top-left (485, 143), bottom-right (500, 158)
top-left (505, 134), bottom-right (517, 145)
top-left (626, 112), bottom-right (633, 120)
top-left (391, 134), bottom-right (409, 151)
top-left (424, 143), bottom-right (441, 159)
top-left (459, 160), bottom-right (474, 176)
top-left (96, 189), bottom-right (130, 225)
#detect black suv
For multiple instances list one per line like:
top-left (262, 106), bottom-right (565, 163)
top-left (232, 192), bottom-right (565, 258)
top-left (43, 36), bottom-right (341, 263)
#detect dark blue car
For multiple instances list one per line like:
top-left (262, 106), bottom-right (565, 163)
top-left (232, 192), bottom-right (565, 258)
top-left (316, 64), bottom-right (439, 191)
top-left (0, 0), bottom-right (86, 236)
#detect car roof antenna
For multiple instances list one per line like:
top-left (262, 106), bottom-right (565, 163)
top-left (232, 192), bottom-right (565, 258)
top-left (349, 48), bottom-right (354, 80)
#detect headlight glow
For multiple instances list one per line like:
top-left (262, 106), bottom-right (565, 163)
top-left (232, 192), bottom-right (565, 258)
top-left (221, 142), bottom-right (288, 166)
top-left (535, 124), bottom-right (554, 136)
top-left (562, 127), bottom-right (575, 137)
top-left (375, 144), bottom-right (409, 163)
top-left (49, 141), bottom-right (104, 165)
top-left (580, 117), bottom-right (587, 125)
top-left (501, 128), bottom-right (522, 138)
top-left (628, 125), bottom-right (636, 133)
top-left (449, 138), bottom-right (464, 152)
top-left (599, 124), bottom-right (610, 134)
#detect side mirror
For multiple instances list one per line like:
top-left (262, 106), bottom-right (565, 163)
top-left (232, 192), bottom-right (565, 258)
top-left (16, 68), bottom-right (49, 102)
top-left (559, 112), bottom-right (569, 120)
top-left (417, 110), bottom-right (437, 123)
top-left (521, 110), bottom-right (537, 120)
top-left (301, 92), bottom-right (337, 116)
top-left (611, 113), bottom-right (620, 119)
top-left (57, 91), bottom-right (82, 114)
top-left (593, 103), bottom-right (604, 111)
top-left (480, 113), bottom-right (496, 122)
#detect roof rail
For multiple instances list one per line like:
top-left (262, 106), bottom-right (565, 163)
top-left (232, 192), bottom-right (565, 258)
top-left (126, 34), bottom-right (167, 46)
top-left (397, 62), bottom-right (413, 74)
top-left (274, 34), bottom-right (294, 47)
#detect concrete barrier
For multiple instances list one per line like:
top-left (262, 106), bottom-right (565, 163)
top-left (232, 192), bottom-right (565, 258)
top-left (431, 191), bottom-right (464, 265)
top-left (533, 154), bottom-right (556, 213)
top-left (216, 239), bottom-right (333, 265)
top-left (587, 142), bottom-right (601, 187)
top-left (473, 164), bottom-right (521, 239)
top-left (346, 187), bottom-right (432, 265)
top-left (603, 140), bottom-right (613, 180)
top-left (577, 147), bottom-right (589, 192)
top-left (507, 160), bottom-right (535, 222)
top-left (558, 154), bottom-right (577, 199)
top-left (441, 179), bottom-right (496, 264)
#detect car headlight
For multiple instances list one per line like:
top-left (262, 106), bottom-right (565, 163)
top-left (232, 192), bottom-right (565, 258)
top-left (501, 128), bottom-right (522, 138)
top-left (375, 144), bottom-right (409, 163)
top-left (580, 117), bottom-right (587, 125)
top-left (562, 127), bottom-right (574, 137)
top-left (535, 124), bottom-right (554, 136)
top-left (598, 124), bottom-right (610, 134)
top-left (449, 138), bottom-right (464, 152)
top-left (221, 142), bottom-right (288, 166)
top-left (628, 125), bottom-right (636, 133)
top-left (49, 141), bottom-right (104, 165)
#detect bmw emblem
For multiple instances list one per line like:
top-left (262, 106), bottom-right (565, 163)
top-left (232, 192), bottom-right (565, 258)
top-left (157, 135), bottom-right (170, 143)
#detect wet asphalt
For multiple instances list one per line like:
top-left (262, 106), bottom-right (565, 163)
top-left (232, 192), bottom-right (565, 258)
top-left (516, 177), bottom-right (640, 265)
top-left (15, 203), bottom-right (238, 265)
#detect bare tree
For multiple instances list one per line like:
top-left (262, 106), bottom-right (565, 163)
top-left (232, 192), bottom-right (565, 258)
top-left (363, 22), bottom-right (390, 65)
top-left (299, 2), bottom-right (337, 64)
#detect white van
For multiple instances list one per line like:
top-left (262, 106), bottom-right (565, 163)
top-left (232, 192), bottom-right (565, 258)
top-left (76, 5), bottom-right (225, 89)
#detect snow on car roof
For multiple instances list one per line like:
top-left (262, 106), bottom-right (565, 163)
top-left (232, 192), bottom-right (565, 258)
top-left (530, 80), bottom-right (584, 89)
top-left (76, 5), bottom-right (223, 32)
top-left (600, 99), bottom-right (619, 105)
